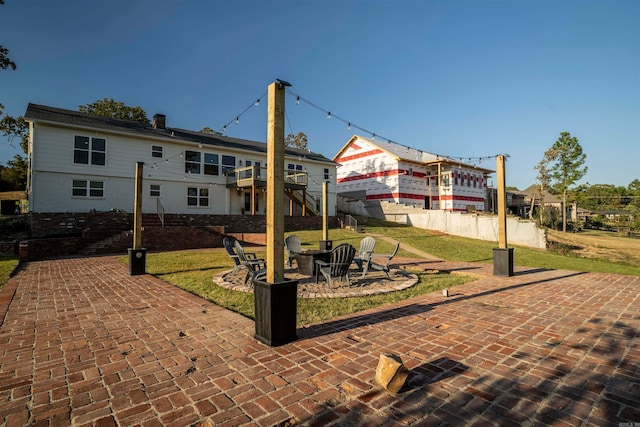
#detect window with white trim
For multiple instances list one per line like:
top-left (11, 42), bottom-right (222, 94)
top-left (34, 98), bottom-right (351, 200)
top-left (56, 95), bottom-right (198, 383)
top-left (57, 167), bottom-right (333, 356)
top-left (187, 187), bottom-right (209, 207)
top-left (72, 179), bottom-right (104, 197)
top-left (204, 153), bottom-right (219, 175)
top-left (222, 155), bottom-right (236, 176)
top-left (324, 168), bottom-right (330, 180)
top-left (185, 150), bottom-right (201, 174)
top-left (74, 136), bottom-right (106, 165)
top-left (151, 145), bottom-right (163, 158)
top-left (150, 184), bottom-right (161, 197)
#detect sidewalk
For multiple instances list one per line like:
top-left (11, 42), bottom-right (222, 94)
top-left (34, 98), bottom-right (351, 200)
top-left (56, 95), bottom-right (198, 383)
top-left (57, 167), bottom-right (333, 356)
top-left (0, 252), bottom-right (638, 426)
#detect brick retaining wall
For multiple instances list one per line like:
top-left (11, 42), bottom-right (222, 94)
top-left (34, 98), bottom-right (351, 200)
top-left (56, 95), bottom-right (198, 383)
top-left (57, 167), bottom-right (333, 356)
top-left (20, 213), bottom-right (339, 261)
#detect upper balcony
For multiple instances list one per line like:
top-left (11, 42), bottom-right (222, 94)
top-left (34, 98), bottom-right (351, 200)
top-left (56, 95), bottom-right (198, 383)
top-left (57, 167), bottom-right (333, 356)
top-left (226, 166), bottom-right (308, 191)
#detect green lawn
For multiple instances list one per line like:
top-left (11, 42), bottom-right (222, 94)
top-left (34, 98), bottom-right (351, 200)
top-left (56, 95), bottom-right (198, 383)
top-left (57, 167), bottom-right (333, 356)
top-left (141, 221), bottom-right (639, 326)
top-left (2, 219), bottom-right (637, 327)
top-left (0, 256), bottom-right (19, 293)
top-left (144, 245), bottom-right (472, 327)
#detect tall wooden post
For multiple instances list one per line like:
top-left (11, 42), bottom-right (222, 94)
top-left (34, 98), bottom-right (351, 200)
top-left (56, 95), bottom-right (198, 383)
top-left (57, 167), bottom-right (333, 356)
top-left (128, 161), bottom-right (147, 275)
top-left (254, 79), bottom-right (298, 347)
top-left (266, 81), bottom-right (285, 284)
top-left (322, 181), bottom-right (329, 242)
top-left (133, 162), bottom-right (143, 249)
top-left (496, 155), bottom-right (507, 249)
top-left (493, 154), bottom-right (514, 276)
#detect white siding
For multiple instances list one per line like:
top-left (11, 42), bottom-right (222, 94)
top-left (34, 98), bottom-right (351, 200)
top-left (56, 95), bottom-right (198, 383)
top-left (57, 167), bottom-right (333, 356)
top-left (29, 122), bottom-right (337, 215)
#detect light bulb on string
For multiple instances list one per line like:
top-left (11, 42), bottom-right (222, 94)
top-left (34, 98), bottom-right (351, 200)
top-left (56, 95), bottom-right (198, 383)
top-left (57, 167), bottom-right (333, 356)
top-left (327, 112), bottom-right (331, 119)
top-left (296, 96), bottom-right (300, 105)
top-left (235, 117), bottom-right (239, 124)
top-left (254, 99), bottom-right (260, 106)
top-left (347, 122), bottom-right (351, 130)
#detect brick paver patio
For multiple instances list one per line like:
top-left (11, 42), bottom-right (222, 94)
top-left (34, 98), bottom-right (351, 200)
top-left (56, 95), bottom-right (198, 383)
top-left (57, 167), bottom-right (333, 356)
top-left (0, 254), bottom-right (638, 426)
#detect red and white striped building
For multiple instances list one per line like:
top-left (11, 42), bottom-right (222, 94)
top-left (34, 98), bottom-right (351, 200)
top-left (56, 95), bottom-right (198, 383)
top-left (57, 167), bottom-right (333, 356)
top-left (334, 135), bottom-right (493, 212)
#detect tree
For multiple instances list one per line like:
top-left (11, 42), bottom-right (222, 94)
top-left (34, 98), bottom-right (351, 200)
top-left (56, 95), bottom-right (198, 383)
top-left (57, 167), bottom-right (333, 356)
top-left (1, 154), bottom-right (27, 190)
top-left (78, 98), bottom-right (149, 123)
top-left (539, 132), bottom-right (587, 232)
top-left (532, 159), bottom-right (551, 221)
top-left (285, 132), bottom-right (308, 150)
top-left (0, 0), bottom-right (27, 191)
top-left (199, 127), bottom-right (217, 134)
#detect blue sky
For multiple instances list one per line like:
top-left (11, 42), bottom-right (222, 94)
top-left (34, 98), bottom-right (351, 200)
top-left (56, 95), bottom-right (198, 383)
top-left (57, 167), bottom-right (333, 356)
top-left (1, 0), bottom-right (638, 190)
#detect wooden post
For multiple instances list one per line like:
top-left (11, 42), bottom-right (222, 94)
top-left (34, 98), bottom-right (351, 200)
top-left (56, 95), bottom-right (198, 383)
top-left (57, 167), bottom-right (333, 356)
top-left (496, 155), bottom-right (507, 249)
top-left (322, 180), bottom-right (329, 242)
top-left (266, 81), bottom-right (285, 284)
top-left (493, 154), bottom-right (514, 276)
top-left (437, 163), bottom-right (442, 210)
top-left (133, 162), bottom-right (143, 249)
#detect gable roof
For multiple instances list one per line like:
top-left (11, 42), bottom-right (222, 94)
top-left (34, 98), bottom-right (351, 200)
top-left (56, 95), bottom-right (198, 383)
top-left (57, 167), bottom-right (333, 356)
top-left (334, 135), bottom-right (494, 173)
top-left (516, 184), bottom-right (562, 204)
top-left (25, 103), bottom-right (337, 165)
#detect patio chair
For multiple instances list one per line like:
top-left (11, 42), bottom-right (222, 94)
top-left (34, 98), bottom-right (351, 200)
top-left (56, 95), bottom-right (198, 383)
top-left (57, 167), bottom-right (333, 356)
top-left (234, 240), bottom-right (267, 286)
top-left (285, 234), bottom-right (302, 267)
top-left (369, 242), bottom-right (400, 279)
top-left (352, 236), bottom-right (376, 277)
top-left (315, 243), bottom-right (356, 290)
top-left (223, 237), bottom-right (259, 273)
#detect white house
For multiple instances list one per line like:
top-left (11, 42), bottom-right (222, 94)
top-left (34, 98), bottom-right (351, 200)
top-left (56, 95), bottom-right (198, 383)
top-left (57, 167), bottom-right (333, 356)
top-left (24, 104), bottom-right (338, 216)
top-left (334, 135), bottom-right (493, 212)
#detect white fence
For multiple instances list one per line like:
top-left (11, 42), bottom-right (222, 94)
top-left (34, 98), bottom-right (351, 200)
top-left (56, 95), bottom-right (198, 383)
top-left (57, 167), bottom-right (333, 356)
top-left (338, 197), bottom-right (547, 249)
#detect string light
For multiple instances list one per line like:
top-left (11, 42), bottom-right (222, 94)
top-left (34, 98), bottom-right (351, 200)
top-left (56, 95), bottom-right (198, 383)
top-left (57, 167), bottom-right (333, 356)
top-left (217, 92), bottom-right (267, 134)
top-left (213, 85), bottom-right (508, 166)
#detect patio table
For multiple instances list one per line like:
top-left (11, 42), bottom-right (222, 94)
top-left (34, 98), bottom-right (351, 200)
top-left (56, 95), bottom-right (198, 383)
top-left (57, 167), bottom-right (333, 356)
top-left (295, 250), bottom-right (331, 276)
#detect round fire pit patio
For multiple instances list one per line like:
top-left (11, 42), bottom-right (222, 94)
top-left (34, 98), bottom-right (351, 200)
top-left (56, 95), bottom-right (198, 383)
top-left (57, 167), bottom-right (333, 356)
top-left (213, 265), bottom-right (419, 298)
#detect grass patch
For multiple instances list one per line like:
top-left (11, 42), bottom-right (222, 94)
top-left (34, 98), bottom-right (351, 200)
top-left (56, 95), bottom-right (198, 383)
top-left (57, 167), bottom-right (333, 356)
top-left (141, 246), bottom-right (472, 327)
top-left (0, 256), bottom-right (19, 293)
top-left (360, 219), bottom-right (640, 276)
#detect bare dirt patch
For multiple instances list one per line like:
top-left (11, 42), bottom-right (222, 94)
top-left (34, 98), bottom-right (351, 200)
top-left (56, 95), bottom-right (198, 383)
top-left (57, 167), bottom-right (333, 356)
top-left (547, 229), bottom-right (640, 266)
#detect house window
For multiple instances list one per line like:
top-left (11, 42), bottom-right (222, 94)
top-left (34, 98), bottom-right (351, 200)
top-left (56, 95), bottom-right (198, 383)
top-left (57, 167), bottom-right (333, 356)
top-left (204, 153), bottom-right (219, 176)
top-left (222, 155), bottom-right (236, 176)
top-left (150, 184), bottom-right (161, 197)
top-left (324, 168), bottom-right (330, 181)
top-left (72, 180), bottom-right (104, 197)
top-left (151, 145), bottom-right (163, 158)
top-left (74, 136), bottom-right (106, 165)
top-left (187, 187), bottom-right (209, 207)
top-left (288, 163), bottom-right (303, 171)
top-left (185, 150), bottom-right (201, 174)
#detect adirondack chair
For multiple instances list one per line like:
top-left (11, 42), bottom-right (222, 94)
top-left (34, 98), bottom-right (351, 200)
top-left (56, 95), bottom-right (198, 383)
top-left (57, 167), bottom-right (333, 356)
top-left (369, 242), bottom-right (400, 279)
top-left (315, 243), bottom-right (356, 290)
top-left (352, 236), bottom-right (376, 277)
top-left (223, 237), bottom-right (259, 273)
top-left (285, 234), bottom-right (302, 267)
top-left (234, 240), bottom-right (267, 285)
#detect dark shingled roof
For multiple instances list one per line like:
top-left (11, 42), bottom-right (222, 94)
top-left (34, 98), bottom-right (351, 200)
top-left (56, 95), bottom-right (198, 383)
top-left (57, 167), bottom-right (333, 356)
top-left (25, 103), bottom-right (337, 165)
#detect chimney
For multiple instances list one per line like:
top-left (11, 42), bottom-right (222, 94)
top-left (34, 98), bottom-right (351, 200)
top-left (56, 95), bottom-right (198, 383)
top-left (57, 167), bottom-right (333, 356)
top-left (152, 114), bottom-right (166, 129)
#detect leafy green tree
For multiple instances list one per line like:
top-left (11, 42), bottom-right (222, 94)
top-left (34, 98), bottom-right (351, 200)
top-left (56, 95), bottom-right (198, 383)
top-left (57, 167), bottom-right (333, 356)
top-left (79, 98), bottom-right (149, 123)
top-left (532, 159), bottom-right (552, 221)
top-left (0, 1), bottom-right (27, 191)
top-left (285, 132), bottom-right (308, 150)
top-left (199, 127), bottom-right (216, 134)
top-left (540, 132), bottom-right (587, 232)
top-left (0, 1), bottom-right (16, 73)
top-left (1, 154), bottom-right (26, 190)
top-left (0, 116), bottom-right (28, 190)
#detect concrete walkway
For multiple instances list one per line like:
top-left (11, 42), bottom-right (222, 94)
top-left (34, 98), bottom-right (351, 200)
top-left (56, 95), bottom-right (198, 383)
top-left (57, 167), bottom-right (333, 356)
top-left (0, 252), bottom-right (638, 426)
